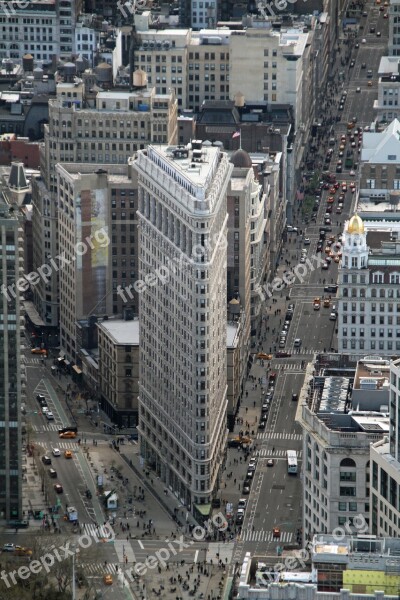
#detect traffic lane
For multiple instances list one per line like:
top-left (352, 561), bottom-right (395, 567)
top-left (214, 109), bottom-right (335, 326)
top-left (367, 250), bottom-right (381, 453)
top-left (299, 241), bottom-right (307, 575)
top-left (274, 373), bottom-right (304, 430)
top-left (37, 439), bottom-right (90, 522)
top-left (293, 301), bottom-right (335, 352)
top-left (252, 460), bottom-right (302, 546)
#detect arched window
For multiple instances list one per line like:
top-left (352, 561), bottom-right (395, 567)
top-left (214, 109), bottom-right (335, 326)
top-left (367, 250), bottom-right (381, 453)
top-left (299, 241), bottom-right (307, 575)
top-left (340, 458), bottom-right (356, 467)
top-left (371, 289), bottom-right (377, 297)
top-left (351, 288), bottom-right (357, 297)
top-left (360, 289), bottom-right (365, 298)
top-left (380, 289), bottom-right (385, 298)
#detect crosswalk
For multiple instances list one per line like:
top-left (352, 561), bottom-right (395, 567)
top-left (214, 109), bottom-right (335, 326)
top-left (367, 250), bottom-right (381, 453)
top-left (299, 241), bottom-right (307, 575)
top-left (39, 442), bottom-right (79, 451)
top-left (115, 540), bottom-right (137, 563)
top-left (240, 530), bottom-right (293, 543)
top-left (22, 357), bottom-right (42, 365)
top-left (32, 424), bottom-right (62, 432)
top-left (81, 523), bottom-right (114, 540)
top-left (256, 448), bottom-right (303, 458)
top-left (80, 562), bottom-right (119, 576)
top-left (256, 432), bottom-right (302, 441)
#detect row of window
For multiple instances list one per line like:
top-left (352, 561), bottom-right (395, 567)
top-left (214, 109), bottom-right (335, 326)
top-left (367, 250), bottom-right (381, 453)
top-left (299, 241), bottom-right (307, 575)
top-left (342, 340), bottom-right (400, 350)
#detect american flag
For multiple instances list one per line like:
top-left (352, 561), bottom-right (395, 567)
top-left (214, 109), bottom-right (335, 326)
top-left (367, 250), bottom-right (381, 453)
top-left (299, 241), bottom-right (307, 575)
top-left (232, 129), bottom-right (241, 139)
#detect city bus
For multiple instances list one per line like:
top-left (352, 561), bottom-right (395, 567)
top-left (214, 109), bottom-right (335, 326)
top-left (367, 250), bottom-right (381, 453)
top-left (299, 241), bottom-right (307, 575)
top-left (287, 450), bottom-right (298, 475)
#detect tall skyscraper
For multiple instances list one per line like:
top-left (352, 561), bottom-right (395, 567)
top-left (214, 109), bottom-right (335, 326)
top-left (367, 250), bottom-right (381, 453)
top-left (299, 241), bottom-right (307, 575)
top-left (0, 192), bottom-right (23, 521)
top-left (135, 142), bottom-right (232, 512)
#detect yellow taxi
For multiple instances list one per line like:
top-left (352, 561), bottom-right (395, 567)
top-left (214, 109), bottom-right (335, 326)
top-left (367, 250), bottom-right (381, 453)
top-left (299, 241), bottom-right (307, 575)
top-left (15, 546), bottom-right (32, 556)
top-left (257, 352), bottom-right (273, 360)
top-left (103, 574), bottom-right (113, 585)
top-left (64, 450), bottom-right (73, 459)
top-left (31, 348), bottom-right (47, 355)
top-left (323, 298), bottom-right (331, 308)
top-left (59, 431), bottom-right (77, 439)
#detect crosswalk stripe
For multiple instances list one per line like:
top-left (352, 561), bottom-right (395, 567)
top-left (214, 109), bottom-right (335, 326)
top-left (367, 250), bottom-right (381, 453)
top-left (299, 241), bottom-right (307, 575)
top-left (82, 523), bottom-right (112, 539)
top-left (254, 448), bottom-right (303, 458)
top-left (81, 562), bottom-right (118, 575)
top-left (256, 432), bottom-right (302, 441)
top-left (241, 530), bottom-right (293, 543)
top-left (115, 540), bottom-right (137, 563)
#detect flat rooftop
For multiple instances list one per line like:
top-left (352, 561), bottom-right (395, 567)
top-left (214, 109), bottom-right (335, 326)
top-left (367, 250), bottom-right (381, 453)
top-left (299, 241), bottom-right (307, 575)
top-left (353, 358), bottom-right (390, 390)
top-left (146, 143), bottom-right (222, 189)
top-left (98, 318), bottom-right (139, 345)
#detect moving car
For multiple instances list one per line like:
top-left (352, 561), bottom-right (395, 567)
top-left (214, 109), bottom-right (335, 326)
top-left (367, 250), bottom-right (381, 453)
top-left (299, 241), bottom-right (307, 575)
top-left (15, 546), bottom-right (32, 556)
top-left (64, 450), bottom-right (73, 459)
top-left (294, 338), bottom-right (302, 347)
top-left (42, 455), bottom-right (51, 465)
top-left (54, 484), bottom-right (63, 494)
top-left (2, 544), bottom-right (15, 552)
top-left (324, 285), bottom-right (338, 293)
top-left (275, 351), bottom-right (291, 358)
top-left (49, 469), bottom-right (57, 478)
top-left (330, 312), bottom-right (337, 321)
top-left (238, 498), bottom-right (247, 510)
top-left (31, 348), bottom-right (47, 355)
top-left (46, 411), bottom-right (54, 420)
top-left (103, 574), bottom-right (113, 585)
top-left (273, 527), bottom-right (281, 539)
top-left (292, 394), bottom-right (298, 402)
top-left (59, 431), bottom-right (77, 439)
top-left (267, 459), bottom-right (274, 467)
top-left (52, 448), bottom-right (61, 457)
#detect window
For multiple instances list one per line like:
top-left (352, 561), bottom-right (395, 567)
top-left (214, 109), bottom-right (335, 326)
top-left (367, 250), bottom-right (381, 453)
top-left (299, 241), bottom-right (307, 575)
top-left (340, 487), bottom-right (356, 496)
top-left (339, 502), bottom-right (347, 511)
top-left (372, 272), bottom-right (384, 284)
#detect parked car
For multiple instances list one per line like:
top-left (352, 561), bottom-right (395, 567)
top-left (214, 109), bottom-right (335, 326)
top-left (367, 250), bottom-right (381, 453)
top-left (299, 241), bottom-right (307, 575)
top-left (243, 480), bottom-right (251, 494)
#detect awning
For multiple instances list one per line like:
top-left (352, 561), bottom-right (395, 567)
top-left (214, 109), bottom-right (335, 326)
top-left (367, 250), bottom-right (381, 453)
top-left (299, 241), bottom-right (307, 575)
top-left (194, 503), bottom-right (211, 517)
top-left (72, 365), bottom-right (82, 375)
top-left (23, 301), bottom-right (46, 327)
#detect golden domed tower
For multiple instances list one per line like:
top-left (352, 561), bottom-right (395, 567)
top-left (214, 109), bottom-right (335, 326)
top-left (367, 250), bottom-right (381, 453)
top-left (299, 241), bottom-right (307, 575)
top-left (342, 214), bottom-right (368, 269)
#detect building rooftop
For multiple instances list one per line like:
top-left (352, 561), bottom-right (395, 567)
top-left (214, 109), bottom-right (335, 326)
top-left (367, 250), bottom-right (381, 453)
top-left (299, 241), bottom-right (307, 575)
top-left (227, 322), bottom-right (240, 348)
top-left (145, 143), bottom-right (222, 191)
top-left (360, 119), bottom-right (400, 163)
top-left (311, 534), bottom-right (400, 564)
top-left (378, 56), bottom-right (400, 75)
top-left (98, 318), bottom-right (139, 345)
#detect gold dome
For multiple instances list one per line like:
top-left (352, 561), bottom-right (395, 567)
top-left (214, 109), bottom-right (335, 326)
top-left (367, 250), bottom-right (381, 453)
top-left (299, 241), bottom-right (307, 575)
top-left (347, 214), bottom-right (364, 234)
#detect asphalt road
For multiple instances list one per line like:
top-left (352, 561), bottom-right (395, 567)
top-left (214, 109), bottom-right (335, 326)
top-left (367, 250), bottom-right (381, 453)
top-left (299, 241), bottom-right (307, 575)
top-left (232, 4), bottom-right (389, 565)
